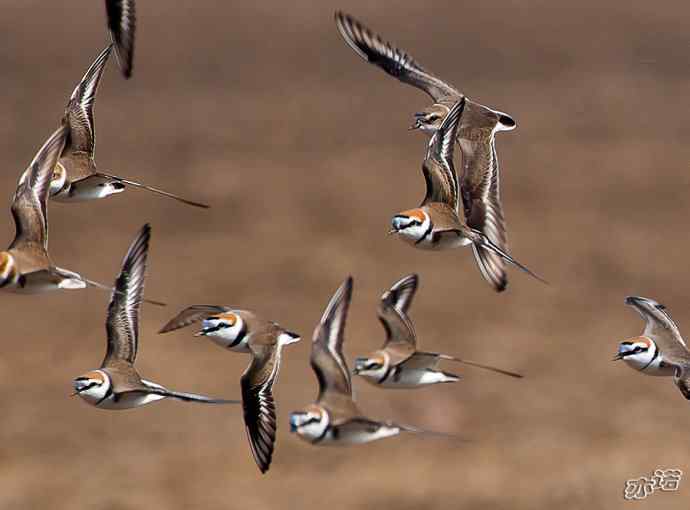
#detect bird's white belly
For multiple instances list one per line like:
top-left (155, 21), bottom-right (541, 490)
top-left (207, 332), bottom-right (251, 353)
top-left (9, 272), bottom-right (85, 293)
top-left (374, 369), bottom-right (459, 388)
top-left (54, 179), bottom-right (125, 202)
top-left (624, 357), bottom-right (674, 376)
top-left (95, 392), bottom-right (166, 410)
top-left (408, 232), bottom-right (471, 251)
top-left (324, 424), bottom-right (400, 445)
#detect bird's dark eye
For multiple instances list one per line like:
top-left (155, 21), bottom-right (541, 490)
top-left (76, 382), bottom-right (98, 392)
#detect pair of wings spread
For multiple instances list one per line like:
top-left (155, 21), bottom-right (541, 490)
top-left (335, 12), bottom-right (508, 289)
top-left (158, 305), bottom-right (284, 473)
top-left (311, 276), bottom-right (431, 424)
top-left (628, 298), bottom-right (690, 395)
top-left (8, 40), bottom-right (112, 266)
top-left (100, 233), bottom-right (276, 479)
top-left (8, 44), bottom-right (125, 283)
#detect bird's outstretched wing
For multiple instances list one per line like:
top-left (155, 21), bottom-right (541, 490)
top-left (334, 11), bottom-right (458, 101)
top-left (65, 45), bottom-right (112, 155)
top-left (105, 0), bottom-right (136, 78)
top-left (103, 224), bottom-right (151, 367)
top-left (421, 99), bottom-right (464, 209)
top-left (159, 305), bottom-right (231, 334)
top-left (10, 126), bottom-right (69, 251)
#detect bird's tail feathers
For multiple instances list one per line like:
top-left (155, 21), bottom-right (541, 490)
top-left (158, 388), bottom-right (240, 405)
top-left (437, 354), bottom-right (523, 378)
top-left (470, 230), bottom-right (547, 285)
top-left (392, 422), bottom-right (468, 442)
top-left (96, 172), bottom-right (210, 209)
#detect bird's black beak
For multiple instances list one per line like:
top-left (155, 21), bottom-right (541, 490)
top-left (612, 353), bottom-right (625, 361)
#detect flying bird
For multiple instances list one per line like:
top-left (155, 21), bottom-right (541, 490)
top-left (353, 274), bottom-right (523, 387)
top-left (72, 225), bottom-right (238, 409)
top-left (34, 45), bottom-right (209, 208)
top-left (160, 306), bottom-right (300, 474)
top-left (2, 126), bottom-right (132, 295)
top-left (290, 277), bottom-right (457, 445)
top-left (335, 11), bottom-right (520, 291)
top-left (387, 99), bottom-right (544, 287)
top-left (615, 296), bottom-right (690, 400)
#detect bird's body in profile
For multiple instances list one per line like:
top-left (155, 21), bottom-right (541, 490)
top-left (2, 126), bottom-right (117, 294)
top-left (385, 99), bottom-right (543, 286)
top-left (290, 277), bottom-right (456, 446)
top-left (38, 46), bottom-right (209, 208)
top-left (159, 306), bottom-right (300, 474)
top-left (73, 225), bottom-right (238, 410)
top-left (354, 274), bottom-right (523, 388)
top-left (335, 12), bottom-right (522, 291)
top-left (105, 0), bottom-right (136, 79)
top-left (615, 297), bottom-right (690, 399)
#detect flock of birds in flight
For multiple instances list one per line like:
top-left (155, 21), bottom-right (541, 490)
top-left (8, 2), bottom-right (689, 475)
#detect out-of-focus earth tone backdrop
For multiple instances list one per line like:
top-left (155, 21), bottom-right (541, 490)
top-left (1, 1), bottom-right (689, 509)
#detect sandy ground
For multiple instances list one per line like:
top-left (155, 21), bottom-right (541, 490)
top-left (0, 1), bottom-right (689, 509)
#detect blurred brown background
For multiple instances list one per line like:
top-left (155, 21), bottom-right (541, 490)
top-left (0, 1), bottom-right (689, 509)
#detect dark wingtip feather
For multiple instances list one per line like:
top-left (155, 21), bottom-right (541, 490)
top-left (106, 0), bottom-right (136, 79)
top-left (242, 386), bottom-right (277, 474)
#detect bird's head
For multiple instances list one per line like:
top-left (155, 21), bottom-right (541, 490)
top-left (289, 404), bottom-right (329, 443)
top-left (196, 311), bottom-right (247, 350)
top-left (390, 209), bottom-right (431, 244)
top-left (410, 104), bottom-right (449, 132)
top-left (353, 352), bottom-right (388, 381)
top-left (614, 336), bottom-right (657, 371)
top-left (72, 370), bottom-right (110, 404)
